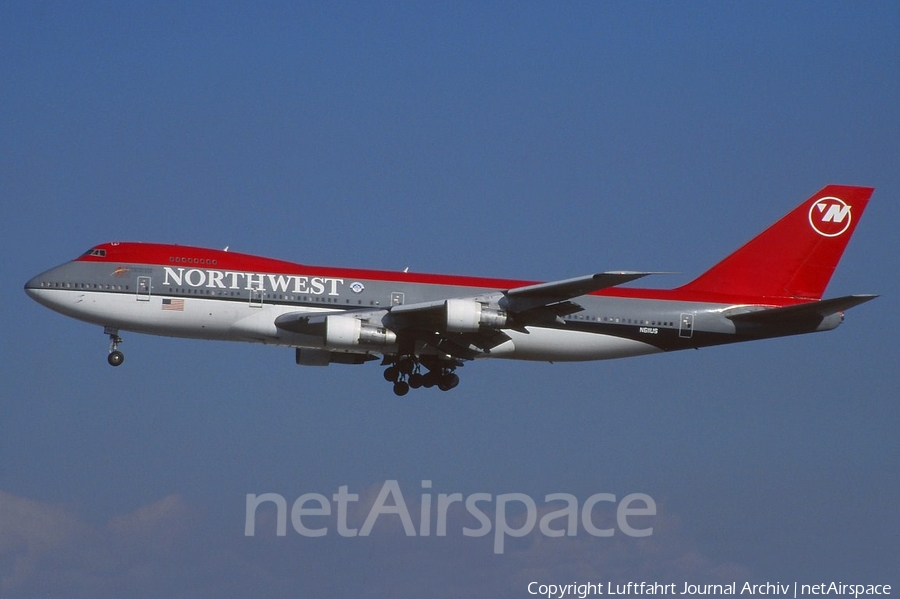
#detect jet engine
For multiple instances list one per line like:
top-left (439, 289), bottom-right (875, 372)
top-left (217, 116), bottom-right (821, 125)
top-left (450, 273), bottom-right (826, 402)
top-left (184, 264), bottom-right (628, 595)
top-left (444, 299), bottom-right (507, 333)
top-left (325, 315), bottom-right (397, 348)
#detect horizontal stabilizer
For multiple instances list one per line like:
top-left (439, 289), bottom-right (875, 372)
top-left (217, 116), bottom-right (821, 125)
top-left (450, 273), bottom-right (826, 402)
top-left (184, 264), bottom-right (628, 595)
top-left (726, 294), bottom-right (878, 326)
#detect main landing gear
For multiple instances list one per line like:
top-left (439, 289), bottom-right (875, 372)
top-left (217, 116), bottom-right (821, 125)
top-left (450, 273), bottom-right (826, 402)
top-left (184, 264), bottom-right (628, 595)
top-left (104, 327), bottom-right (124, 367)
top-left (382, 355), bottom-right (461, 396)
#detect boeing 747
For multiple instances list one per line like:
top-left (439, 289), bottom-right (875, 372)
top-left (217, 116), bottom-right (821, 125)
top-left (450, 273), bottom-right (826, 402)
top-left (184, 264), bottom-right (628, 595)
top-left (25, 185), bottom-right (876, 395)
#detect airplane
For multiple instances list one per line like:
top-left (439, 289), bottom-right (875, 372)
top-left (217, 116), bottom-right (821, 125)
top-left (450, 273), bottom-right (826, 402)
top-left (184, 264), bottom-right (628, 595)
top-left (25, 185), bottom-right (876, 396)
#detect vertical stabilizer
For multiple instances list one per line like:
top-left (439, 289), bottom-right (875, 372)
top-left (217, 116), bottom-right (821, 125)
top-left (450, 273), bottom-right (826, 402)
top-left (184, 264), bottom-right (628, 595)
top-left (677, 185), bottom-right (873, 302)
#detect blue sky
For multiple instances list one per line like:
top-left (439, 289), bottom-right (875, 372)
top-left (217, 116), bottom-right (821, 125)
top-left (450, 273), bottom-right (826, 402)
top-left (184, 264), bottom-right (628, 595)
top-left (1, 2), bottom-right (898, 597)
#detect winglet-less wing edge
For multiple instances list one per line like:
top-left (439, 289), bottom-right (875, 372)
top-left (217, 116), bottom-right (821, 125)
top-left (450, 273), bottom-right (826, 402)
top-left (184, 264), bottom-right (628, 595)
top-left (503, 272), bottom-right (658, 313)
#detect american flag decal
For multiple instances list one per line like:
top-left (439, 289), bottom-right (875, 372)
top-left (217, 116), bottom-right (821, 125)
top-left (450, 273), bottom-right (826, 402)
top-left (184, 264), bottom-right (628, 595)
top-left (162, 298), bottom-right (185, 311)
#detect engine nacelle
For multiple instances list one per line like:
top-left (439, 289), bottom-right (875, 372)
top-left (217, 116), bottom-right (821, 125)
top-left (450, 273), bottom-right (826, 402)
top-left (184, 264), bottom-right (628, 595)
top-left (295, 348), bottom-right (333, 366)
top-left (325, 315), bottom-right (397, 348)
top-left (444, 299), bottom-right (508, 333)
top-left (295, 348), bottom-right (376, 366)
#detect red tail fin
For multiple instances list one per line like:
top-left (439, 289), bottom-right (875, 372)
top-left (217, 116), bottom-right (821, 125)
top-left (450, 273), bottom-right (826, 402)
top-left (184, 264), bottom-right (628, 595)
top-left (677, 185), bottom-right (873, 302)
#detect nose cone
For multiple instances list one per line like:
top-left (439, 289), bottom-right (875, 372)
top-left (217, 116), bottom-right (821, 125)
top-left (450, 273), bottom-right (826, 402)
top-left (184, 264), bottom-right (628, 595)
top-left (24, 273), bottom-right (44, 299)
top-left (24, 264), bottom-right (70, 310)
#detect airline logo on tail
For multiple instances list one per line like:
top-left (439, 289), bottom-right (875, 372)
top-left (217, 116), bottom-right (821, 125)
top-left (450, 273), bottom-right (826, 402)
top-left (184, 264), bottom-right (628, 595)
top-left (809, 197), bottom-right (851, 237)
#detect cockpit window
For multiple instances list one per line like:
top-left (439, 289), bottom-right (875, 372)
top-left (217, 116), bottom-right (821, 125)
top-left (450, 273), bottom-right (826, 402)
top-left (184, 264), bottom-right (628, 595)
top-left (83, 248), bottom-right (107, 257)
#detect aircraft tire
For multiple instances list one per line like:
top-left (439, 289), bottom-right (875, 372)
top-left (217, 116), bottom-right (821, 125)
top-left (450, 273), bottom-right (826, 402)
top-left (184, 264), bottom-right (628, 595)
top-left (437, 372), bottom-right (459, 391)
top-left (108, 350), bottom-right (124, 367)
top-left (383, 366), bottom-right (400, 382)
top-left (393, 381), bottom-right (410, 396)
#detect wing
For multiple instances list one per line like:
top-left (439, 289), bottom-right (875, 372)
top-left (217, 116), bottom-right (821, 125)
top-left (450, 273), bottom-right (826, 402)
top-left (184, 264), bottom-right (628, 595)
top-left (273, 272), bottom-right (658, 361)
top-left (384, 271), bottom-right (658, 359)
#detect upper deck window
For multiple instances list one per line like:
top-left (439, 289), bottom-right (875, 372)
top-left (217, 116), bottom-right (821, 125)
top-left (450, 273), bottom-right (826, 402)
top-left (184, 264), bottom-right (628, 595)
top-left (83, 248), bottom-right (107, 258)
top-left (170, 256), bottom-right (217, 265)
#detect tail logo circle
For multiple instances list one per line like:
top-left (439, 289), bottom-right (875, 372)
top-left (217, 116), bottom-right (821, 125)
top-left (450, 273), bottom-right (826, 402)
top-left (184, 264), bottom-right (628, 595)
top-left (809, 197), bottom-right (851, 237)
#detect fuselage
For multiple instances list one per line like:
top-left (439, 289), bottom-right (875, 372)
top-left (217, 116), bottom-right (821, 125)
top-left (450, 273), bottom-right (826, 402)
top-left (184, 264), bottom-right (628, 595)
top-left (24, 241), bottom-right (842, 364)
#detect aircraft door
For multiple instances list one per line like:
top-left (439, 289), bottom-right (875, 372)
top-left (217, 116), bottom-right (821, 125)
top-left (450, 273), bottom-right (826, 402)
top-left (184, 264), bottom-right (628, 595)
top-left (679, 313), bottom-right (694, 338)
top-left (137, 276), bottom-right (151, 301)
top-left (249, 283), bottom-right (264, 308)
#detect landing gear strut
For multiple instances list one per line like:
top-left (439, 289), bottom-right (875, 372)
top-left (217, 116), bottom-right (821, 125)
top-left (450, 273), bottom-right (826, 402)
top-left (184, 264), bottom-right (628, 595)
top-left (105, 327), bottom-right (124, 367)
top-left (382, 355), bottom-right (461, 396)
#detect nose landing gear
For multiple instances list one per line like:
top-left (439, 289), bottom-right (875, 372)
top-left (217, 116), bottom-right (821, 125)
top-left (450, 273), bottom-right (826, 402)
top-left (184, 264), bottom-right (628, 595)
top-left (104, 327), bottom-right (124, 367)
